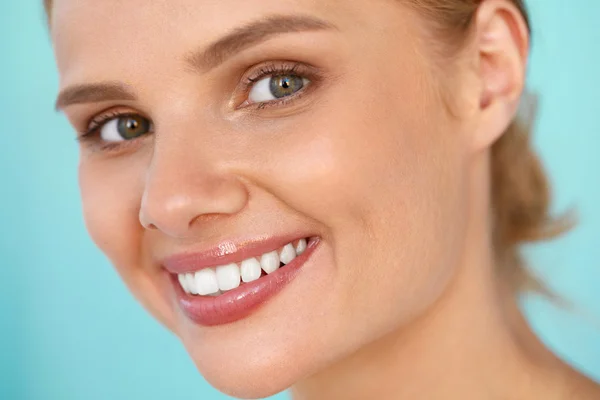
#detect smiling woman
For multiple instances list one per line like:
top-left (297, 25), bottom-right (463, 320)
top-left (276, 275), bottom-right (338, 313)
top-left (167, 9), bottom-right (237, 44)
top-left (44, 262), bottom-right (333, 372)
top-left (43, 0), bottom-right (600, 399)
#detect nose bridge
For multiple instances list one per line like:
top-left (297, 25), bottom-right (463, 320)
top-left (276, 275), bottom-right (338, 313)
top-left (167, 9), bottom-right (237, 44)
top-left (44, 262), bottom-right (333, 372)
top-left (139, 123), bottom-right (248, 238)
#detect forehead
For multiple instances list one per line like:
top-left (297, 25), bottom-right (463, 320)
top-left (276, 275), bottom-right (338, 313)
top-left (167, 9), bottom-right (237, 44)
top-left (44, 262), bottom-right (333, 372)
top-left (51, 0), bottom-right (417, 90)
top-left (51, 1), bottom-right (343, 59)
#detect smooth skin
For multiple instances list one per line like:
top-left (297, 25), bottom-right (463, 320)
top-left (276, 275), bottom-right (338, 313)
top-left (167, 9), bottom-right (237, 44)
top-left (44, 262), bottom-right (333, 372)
top-left (51, 0), bottom-right (600, 398)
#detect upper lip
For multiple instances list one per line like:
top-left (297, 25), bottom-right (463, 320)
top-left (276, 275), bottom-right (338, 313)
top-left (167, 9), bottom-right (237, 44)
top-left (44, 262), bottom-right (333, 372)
top-left (161, 233), bottom-right (312, 274)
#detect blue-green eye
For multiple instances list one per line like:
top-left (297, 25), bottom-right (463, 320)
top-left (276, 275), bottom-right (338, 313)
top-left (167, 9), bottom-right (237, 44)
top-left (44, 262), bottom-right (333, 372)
top-left (99, 115), bottom-right (152, 142)
top-left (248, 74), bottom-right (309, 103)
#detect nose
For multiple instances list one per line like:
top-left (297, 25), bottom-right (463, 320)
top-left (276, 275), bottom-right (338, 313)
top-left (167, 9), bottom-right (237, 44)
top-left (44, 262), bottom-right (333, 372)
top-left (139, 143), bottom-right (248, 238)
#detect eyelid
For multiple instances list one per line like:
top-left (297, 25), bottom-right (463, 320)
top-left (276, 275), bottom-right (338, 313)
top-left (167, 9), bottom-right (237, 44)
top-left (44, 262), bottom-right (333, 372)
top-left (76, 61), bottom-right (320, 148)
top-left (80, 107), bottom-right (150, 137)
top-left (234, 60), bottom-right (321, 110)
top-left (75, 107), bottom-right (154, 155)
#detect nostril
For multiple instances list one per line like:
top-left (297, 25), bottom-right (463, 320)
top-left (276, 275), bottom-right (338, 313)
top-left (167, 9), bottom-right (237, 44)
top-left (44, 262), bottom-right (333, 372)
top-left (139, 209), bottom-right (157, 230)
top-left (138, 170), bottom-right (249, 236)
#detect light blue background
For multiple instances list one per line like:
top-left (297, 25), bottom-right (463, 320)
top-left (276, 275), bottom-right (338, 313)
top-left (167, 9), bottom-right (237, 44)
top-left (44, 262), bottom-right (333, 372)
top-left (1, 1), bottom-right (598, 399)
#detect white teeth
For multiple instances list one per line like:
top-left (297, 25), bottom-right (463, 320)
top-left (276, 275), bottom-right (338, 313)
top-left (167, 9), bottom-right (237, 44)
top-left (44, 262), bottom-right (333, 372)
top-left (194, 268), bottom-right (220, 295)
top-left (295, 238), bottom-right (307, 255)
top-left (185, 273), bottom-right (198, 295)
top-left (178, 273), bottom-right (190, 294)
top-left (260, 250), bottom-right (280, 274)
top-left (240, 258), bottom-right (262, 283)
top-left (279, 243), bottom-right (296, 265)
top-left (176, 238), bottom-right (311, 295)
top-left (216, 263), bottom-right (241, 291)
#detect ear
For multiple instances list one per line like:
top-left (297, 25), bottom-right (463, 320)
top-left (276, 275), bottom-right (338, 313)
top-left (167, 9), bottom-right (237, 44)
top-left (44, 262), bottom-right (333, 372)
top-left (471, 0), bottom-right (530, 151)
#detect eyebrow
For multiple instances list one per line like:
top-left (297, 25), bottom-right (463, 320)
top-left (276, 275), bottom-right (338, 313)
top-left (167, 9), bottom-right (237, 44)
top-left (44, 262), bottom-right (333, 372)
top-left (185, 14), bottom-right (336, 73)
top-left (55, 82), bottom-right (136, 111)
top-left (55, 15), bottom-right (335, 111)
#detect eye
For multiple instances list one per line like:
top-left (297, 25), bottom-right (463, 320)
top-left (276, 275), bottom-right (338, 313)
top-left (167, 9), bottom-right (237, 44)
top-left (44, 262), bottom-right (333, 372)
top-left (248, 74), bottom-right (310, 104)
top-left (99, 115), bottom-right (152, 142)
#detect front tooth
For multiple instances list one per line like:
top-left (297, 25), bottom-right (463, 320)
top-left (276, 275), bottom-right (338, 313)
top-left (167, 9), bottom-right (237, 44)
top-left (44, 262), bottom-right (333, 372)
top-left (279, 243), bottom-right (296, 265)
top-left (178, 274), bottom-right (190, 294)
top-left (260, 251), bottom-right (280, 274)
top-left (194, 268), bottom-right (220, 295)
top-left (295, 238), bottom-right (307, 255)
top-left (216, 263), bottom-right (241, 291)
top-left (185, 273), bottom-right (198, 295)
top-left (240, 258), bottom-right (262, 283)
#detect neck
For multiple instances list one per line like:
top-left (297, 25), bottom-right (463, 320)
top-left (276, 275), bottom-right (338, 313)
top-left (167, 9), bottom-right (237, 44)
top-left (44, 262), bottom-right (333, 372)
top-left (291, 154), bottom-right (583, 400)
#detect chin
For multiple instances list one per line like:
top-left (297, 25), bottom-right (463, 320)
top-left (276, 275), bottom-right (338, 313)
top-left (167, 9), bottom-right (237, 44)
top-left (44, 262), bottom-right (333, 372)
top-left (157, 236), bottom-right (339, 398)
top-left (185, 341), bottom-right (311, 399)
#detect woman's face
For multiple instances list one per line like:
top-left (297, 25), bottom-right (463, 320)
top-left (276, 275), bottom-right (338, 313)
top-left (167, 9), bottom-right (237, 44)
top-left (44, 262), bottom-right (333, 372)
top-left (53, 0), bottom-right (476, 396)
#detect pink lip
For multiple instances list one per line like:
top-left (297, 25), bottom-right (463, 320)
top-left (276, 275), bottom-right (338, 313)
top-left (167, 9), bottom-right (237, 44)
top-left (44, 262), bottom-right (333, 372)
top-left (163, 234), bottom-right (314, 274)
top-left (166, 237), bottom-right (320, 326)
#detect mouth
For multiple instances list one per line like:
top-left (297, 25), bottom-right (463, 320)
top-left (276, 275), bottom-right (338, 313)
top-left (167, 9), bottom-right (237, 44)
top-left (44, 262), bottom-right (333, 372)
top-left (163, 236), bottom-right (320, 326)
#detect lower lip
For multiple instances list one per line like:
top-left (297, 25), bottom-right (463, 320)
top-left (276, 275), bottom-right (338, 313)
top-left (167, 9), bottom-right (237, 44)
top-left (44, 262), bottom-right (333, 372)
top-left (171, 237), bottom-right (320, 326)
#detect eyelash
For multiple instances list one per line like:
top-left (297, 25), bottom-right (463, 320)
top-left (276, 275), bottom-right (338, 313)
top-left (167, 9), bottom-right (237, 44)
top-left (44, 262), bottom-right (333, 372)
top-left (77, 61), bottom-right (318, 151)
top-left (76, 110), bottom-right (149, 152)
top-left (81, 110), bottom-right (137, 137)
top-left (239, 61), bottom-right (314, 109)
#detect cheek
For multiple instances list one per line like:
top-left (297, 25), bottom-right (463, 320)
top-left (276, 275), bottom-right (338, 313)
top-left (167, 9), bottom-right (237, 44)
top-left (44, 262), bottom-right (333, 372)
top-left (259, 66), bottom-right (470, 343)
top-left (78, 156), bottom-right (142, 267)
top-left (78, 154), bottom-right (176, 327)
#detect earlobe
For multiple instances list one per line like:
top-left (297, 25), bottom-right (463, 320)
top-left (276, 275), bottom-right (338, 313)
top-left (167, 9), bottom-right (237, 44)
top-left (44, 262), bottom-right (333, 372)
top-left (472, 0), bottom-right (529, 150)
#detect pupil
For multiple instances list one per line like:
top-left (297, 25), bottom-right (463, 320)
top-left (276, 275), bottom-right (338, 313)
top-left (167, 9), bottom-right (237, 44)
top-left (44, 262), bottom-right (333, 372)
top-left (126, 119), bottom-right (139, 131)
top-left (270, 75), bottom-right (303, 99)
top-left (269, 74), bottom-right (304, 99)
top-left (117, 116), bottom-right (149, 140)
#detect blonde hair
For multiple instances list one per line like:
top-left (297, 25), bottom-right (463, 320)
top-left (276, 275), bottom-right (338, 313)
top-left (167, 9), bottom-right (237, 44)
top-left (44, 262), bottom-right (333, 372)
top-left (43, 0), bottom-right (570, 292)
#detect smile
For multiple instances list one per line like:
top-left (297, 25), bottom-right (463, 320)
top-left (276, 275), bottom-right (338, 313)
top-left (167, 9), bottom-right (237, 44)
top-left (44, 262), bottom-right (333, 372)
top-left (163, 236), bottom-right (320, 326)
top-left (177, 238), bottom-right (308, 296)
